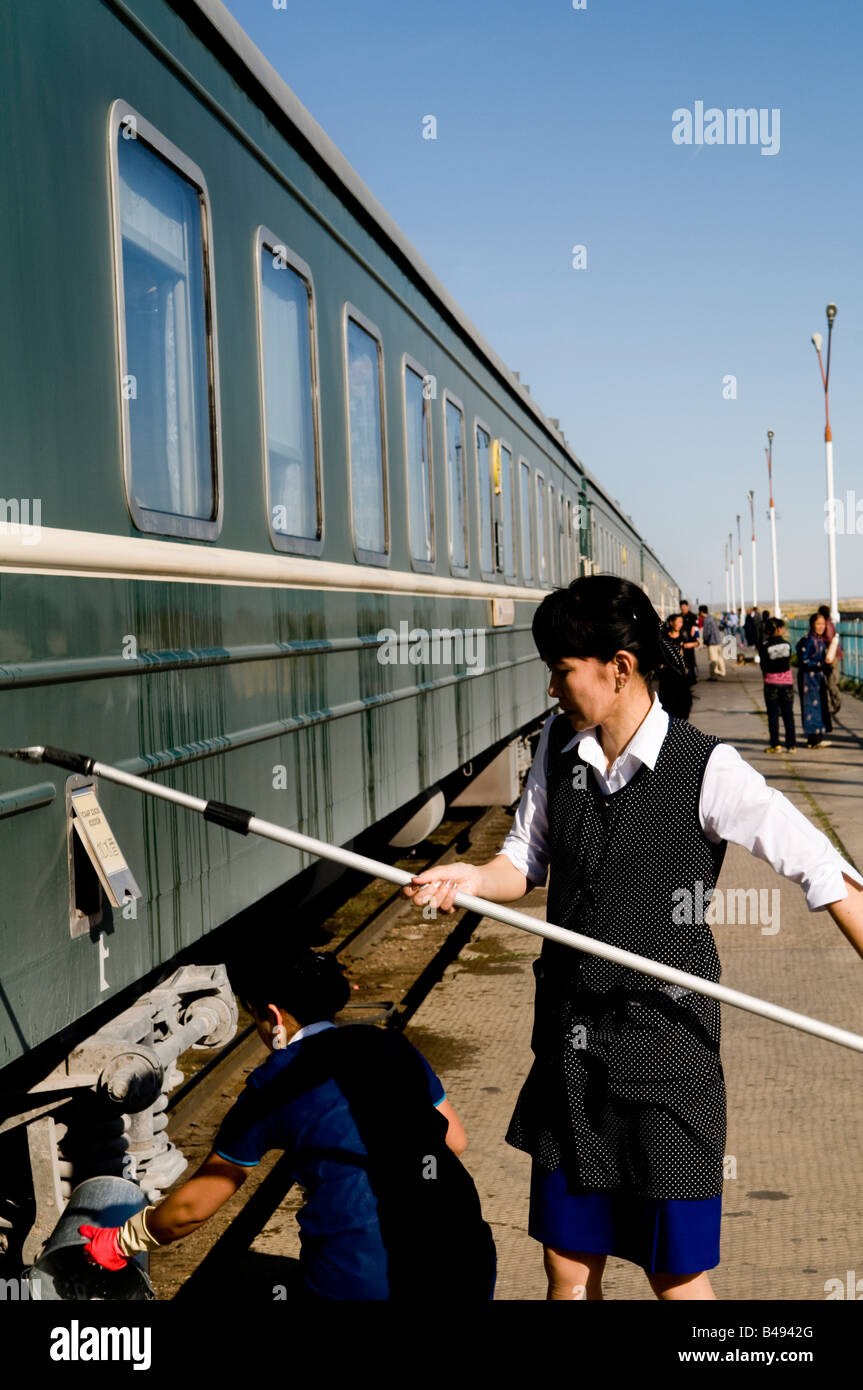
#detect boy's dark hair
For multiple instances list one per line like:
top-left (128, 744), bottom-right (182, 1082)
top-left (228, 944), bottom-right (351, 1023)
top-left (532, 576), bottom-right (666, 679)
top-left (698, 605), bottom-right (708, 614)
top-left (817, 604), bottom-right (830, 619)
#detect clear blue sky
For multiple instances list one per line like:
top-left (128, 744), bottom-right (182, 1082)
top-left (222, 0), bottom-right (862, 606)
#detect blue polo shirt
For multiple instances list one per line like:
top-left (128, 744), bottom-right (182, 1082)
top-left (214, 1023), bottom-right (446, 1300)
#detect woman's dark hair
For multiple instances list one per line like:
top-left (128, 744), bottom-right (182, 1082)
top-left (531, 577), bottom-right (691, 718)
top-left (228, 944), bottom-right (351, 1023)
top-left (532, 576), bottom-right (666, 677)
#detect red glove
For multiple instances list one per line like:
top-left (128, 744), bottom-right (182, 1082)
top-left (78, 1225), bottom-right (127, 1271)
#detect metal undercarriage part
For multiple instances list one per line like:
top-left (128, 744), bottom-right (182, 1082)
top-left (0, 965), bottom-right (236, 1268)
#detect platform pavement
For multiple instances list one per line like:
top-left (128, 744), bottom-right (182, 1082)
top-left (403, 654), bottom-right (863, 1301)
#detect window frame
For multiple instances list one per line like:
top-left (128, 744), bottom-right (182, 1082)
top-left (499, 438), bottom-right (517, 584)
top-left (519, 456), bottom-right (534, 582)
top-left (548, 481), bottom-right (557, 585)
top-left (107, 100), bottom-right (224, 542)
top-left (254, 226), bottom-right (324, 557)
top-left (443, 389), bottom-right (469, 577)
top-left (474, 415), bottom-right (496, 580)
top-left (535, 469), bottom-right (548, 585)
top-left (401, 353), bottom-right (435, 573)
top-left (343, 302), bottom-right (390, 566)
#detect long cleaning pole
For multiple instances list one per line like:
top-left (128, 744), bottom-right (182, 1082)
top-left (3, 744), bottom-right (863, 1056)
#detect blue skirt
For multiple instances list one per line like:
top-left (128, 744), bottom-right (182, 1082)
top-left (529, 1164), bottom-right (721, 1275)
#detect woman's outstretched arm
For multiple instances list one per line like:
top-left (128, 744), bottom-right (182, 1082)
top-left (826, 875), bottom-right (863, 961)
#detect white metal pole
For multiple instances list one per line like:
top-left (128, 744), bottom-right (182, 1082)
top-left (770, 505), bottom-right (781, 618)
top-left (815, 307), bottom-right (840, 624)
top-left (4, 745), bottom-right (863, 1056)
top-left (752, 534), bottom-right (757, 612)
top-left (724, 545), bottom-right (730, 614)
top-left (748, 492), bottom-right (757, 615)
top-left (825, 436), bottom-right (840, 623)
top-left (766, 434), bottom-right (781, 618)
top-left (729, 534), bottom-right (737, 627)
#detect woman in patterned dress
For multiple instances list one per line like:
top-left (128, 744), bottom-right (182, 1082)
top-left (796, 612), bottom-right (833, 748)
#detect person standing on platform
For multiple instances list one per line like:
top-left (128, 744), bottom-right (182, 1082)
top-left (699, 606), bottom-right (725, 680)
top-left (402, 576), bottom-right (863, 1301)
top-left (758, 618), bottom-right (797, 753)
top-left (796, 614), bottom-right (834, 749)
top-left (658, 614), bottom-right (692, 717)
top-left (679, 599), bottom-right (699, 685)
top-left (744, 607), bottom-right (763, 650)
top-left (817, 604), bottom-right (843, 715)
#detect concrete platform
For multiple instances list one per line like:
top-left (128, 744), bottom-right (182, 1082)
top-left (403, 656), bottom-right (863, 1300)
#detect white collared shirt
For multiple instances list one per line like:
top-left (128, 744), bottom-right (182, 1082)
top-left (288, 1020), bottom-right (336, 1048)
top-left (500, 694), bottom-right (863, 911)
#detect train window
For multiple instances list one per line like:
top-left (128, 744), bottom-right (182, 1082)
top-left (536, 472), bottom-right (547, 583)
top-left (344, 306), bottom-right (388, 563)
top-left (403, 358), bottom-right (434, 567)
top-left (500, 442), bottom-right (515, 579)
top-left (257, 230), bottom-right (322, 553)
top-left (444, 393), bottom-right (468, 572)
top-left (109, 103), bottom-right (221, 539)
top-left (475, 421), bottom-right (494, 576)
top-left (562, 497), bottom-right (569, 575)
top-left (566, 498), bottom-right (575, 577)
top-left (548, 484), bottom-right (557, 585)
top-left (519, 458), bottom-right (533, 580)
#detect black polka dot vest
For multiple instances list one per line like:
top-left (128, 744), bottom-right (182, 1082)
top-left (505, 710), bottom-right (729, 1199)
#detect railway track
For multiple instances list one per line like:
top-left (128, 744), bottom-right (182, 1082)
top-left (150, 801), bottom-right (517, 1300)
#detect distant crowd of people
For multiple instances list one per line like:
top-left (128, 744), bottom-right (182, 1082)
top-left (659, 601), bottom-right (842, 750)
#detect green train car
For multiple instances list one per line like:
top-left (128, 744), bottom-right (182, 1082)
top-left (0, 0), bottom-right (679, 1264)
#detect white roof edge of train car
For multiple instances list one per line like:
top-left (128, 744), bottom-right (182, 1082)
top-left (182, 0), bottom-right (678, 592)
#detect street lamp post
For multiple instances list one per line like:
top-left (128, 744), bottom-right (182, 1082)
top-left (729, 531), bottom-right (737, 628)
top-left (736, 514), bottom-right (744, 633)
top-left (748, 490), bottom-right (757, 612)
top-left (811, 304), bottom-right (840, 622)
top-left (724, 543), bottom-right (730, 616)
top-left (765, 430), bottom-right (781, 617)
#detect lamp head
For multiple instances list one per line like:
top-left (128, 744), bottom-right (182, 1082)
top-left (826, 303), bottom-right (837, 324)
top-left (767, 430), bottom-right (774, 441)
top-left (811, 332), bottom-right (823, 351)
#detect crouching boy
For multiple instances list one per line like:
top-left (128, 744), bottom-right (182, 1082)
top-left (81, 945), bottom-right (497, 1301)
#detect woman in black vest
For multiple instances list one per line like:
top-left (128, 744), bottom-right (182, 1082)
top-left (404, 576), bottom-right (863, 1300)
